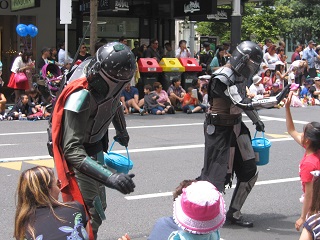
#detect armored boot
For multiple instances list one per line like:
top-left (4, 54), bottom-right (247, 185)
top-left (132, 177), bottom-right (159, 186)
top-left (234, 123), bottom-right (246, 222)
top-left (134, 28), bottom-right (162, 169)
top-left (226, 171), bottom-right (258, 227)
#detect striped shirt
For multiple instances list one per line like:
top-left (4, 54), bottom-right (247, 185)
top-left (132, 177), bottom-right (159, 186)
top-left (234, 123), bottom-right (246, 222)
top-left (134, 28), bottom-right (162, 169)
top-left (304, 213), bottom-right (320, 240)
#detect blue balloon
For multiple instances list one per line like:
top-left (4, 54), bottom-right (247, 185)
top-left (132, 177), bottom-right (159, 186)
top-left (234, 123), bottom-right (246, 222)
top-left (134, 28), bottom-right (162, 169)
top-left (31, 26), bottom-right (38, 37)
top-left (26, 24), bottom-right (34, 36)
top-left (16, 24), bottom-right (28, 37)
top-left (28, 24), bottom-right (38, 38)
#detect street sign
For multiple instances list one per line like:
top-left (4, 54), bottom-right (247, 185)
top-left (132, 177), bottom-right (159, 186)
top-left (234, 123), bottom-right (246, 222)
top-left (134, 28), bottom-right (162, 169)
top-left (60, 0), bottom-right (72, 24)
top-left (189, 8), bottom-right (232, 22)
top-left (173, 0), bottom-right (217, 18)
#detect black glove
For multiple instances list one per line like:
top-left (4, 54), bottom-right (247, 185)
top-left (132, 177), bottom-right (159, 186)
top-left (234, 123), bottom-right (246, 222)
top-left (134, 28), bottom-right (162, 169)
top-left (105, 173), bottom-right (135, 194)
top-left (255, 120), bottom-right (265, 132)
top-left (114, 130), bottom-right (129, 147)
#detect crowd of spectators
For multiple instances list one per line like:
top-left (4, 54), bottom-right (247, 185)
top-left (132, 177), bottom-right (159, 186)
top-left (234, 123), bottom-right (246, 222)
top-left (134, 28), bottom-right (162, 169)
top-left (4, 37), bottom-right (320, 240)
top-left (2, 36), bottom-right (320, 121)
top-left (252, 38), bottom-right (320, 108)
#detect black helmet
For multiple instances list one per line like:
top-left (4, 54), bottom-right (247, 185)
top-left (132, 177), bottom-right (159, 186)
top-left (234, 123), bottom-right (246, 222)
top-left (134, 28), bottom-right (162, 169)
top-left (87, 42), bottom-right (136, 82)
top-left (230, 41), bottom-right (263, 79)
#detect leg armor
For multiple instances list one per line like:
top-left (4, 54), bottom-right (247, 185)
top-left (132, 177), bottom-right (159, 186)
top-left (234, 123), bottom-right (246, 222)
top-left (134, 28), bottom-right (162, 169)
top-left (229, 170), bottom-right (258, 217)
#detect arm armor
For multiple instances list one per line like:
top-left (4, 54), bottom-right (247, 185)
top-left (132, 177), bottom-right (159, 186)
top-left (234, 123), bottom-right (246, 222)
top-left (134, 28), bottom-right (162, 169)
top-left (227, 83), bottom-right (291, 110)
top-left (78, 156), bottom-right (113, 185)
top-left (244, 108), bottom-right (261, 124)
top-left (112, 102), bottom-right (127, 134)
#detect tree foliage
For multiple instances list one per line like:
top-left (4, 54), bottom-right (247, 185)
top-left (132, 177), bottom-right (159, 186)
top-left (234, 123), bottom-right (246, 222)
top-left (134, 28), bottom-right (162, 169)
top-left (195, 0), bottom-right (320, 46)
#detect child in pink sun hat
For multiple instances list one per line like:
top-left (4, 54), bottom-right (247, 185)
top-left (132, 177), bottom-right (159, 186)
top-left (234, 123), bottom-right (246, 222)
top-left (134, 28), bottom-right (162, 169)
top-left (169, 181), bottom-right (226, 240)
top-left (290, 83), bottom-right (304, 107)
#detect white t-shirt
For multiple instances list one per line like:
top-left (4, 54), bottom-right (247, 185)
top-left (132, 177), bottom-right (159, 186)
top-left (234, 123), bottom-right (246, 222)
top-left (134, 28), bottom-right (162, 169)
top-left (288, 72), bottom-right (295, 84)
top-left (11, 56), bottom-right (32, 73)
top-left (249, 83), bottom-right (265, 100)
top-left (58, 49), bottom-right (73, 66)
top-left (175, 48), bottom-right (191, 58)
top-left (263, 53), bottom-right (279, 70)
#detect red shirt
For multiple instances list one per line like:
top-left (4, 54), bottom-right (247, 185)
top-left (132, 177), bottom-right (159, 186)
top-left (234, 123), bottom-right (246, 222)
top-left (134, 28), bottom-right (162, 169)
top-left (299, 150), bottom-right (320, 193)
top-left (182, 93), bottom-right (196, 107)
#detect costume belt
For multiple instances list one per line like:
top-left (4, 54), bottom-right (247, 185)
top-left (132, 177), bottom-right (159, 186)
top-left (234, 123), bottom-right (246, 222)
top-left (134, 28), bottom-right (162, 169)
top-left (205, 113), bottom-right (242, 126)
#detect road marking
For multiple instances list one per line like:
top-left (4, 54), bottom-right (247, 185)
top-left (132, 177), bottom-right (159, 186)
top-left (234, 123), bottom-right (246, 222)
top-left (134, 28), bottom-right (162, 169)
top-left (264, 133), bottom-right (290, 138)
top-left (0, 159), bottom-right (55, 171)
top-left (0, 137), bottom-right (293, 163)
top-left (0, 117), bottom-right (286, 136)
top-left (0, 161), bottom-right (22, 171)
top-left (0, 155), bottom-right (52, 162)
top-left (0, 131), bottom-right (47, 136)
top-left (0, 144), bottom-right (17, 146)
top-left (259, 115), bottom-right (309, 124)
top-left (125, 177), bottom-right (300, 200)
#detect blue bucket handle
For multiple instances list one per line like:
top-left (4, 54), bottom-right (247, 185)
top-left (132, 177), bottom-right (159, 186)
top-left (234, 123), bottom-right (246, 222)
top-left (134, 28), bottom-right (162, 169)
top-left (108, 141), bottom-right (131, 172)
top-left (253, 131), bottom-right (266, 147)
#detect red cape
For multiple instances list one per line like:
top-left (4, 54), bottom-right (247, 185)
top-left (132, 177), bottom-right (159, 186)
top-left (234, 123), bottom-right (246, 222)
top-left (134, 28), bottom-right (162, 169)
top-left (51, 77), bottom-right (94, 240)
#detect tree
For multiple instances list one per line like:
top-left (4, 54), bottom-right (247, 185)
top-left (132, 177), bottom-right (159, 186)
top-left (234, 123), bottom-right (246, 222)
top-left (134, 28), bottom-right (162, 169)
top-left (195, 0), bottom-right (320, 47)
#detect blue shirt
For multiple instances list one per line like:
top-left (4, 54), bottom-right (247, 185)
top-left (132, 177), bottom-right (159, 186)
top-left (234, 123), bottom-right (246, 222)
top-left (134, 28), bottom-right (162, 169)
top-left (148, 217), bottom-right (181, 240)
top-left (121, 86), bottom-right (139, 101)
top-left (168, 230), bottom-right (220, 240)
top-left (302, 47), bottom-right (318, 68)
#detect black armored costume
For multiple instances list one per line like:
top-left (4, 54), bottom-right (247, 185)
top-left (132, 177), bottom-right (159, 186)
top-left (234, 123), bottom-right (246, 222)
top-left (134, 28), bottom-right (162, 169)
top-left (199, 41), bottom-right (289, 227)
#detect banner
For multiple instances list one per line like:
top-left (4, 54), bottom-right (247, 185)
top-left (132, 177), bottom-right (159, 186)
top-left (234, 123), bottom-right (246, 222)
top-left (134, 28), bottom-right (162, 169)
top-left (173, 0), bottom-right (217, 18)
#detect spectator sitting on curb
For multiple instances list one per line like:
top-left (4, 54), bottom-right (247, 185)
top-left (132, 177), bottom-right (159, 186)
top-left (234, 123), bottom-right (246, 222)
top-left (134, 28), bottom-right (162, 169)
top-left (182, 87), bottom-right (205, 114)
top-left (0, 86), bottom-right (6, 120)
top-left (143, 84), bottom-right (165, 115)
top-left (120, 82), bottom-right (145, 115)
top-left (249, 75), bottom-right (268, 100)
top-left (300, 79), bottom-right (313, 98)
top-left (6, 94), bottom-right (29, 120)
top-left (167, 77), bottom-right (186, 111)
top-left (153, 82), bottom-right (175, 114)
top-left (27, 88), bottom-right (48, 116)
top-left (201, 84), bottom-right (210, 111)
top-left (309, 76), bottom-right (320, 105)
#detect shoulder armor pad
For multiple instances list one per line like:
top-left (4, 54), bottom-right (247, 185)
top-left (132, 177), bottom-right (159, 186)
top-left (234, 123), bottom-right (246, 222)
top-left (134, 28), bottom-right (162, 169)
top-left (64, 89), bottom-right (90, 113)
top-left (212, 67), bottom-right (236, 86)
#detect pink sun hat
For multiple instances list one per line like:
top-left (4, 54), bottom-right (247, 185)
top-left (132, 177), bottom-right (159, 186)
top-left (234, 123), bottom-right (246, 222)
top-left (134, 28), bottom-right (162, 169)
top-left (173, 181), bottom-right (226, 234)
top-left (290, 83), bottom-right (300, 91)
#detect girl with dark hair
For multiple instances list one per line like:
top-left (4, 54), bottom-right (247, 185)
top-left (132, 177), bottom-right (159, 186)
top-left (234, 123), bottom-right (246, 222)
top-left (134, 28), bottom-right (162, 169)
top-left (14, 166), bottom-right (89, 240)
top-left (209, 45), bottom-right (227, 72)
top-left (7, 51), bottom-right (34, 103)
top-left (137, 44), bottom-right (147, 60)
top-left (275, 61), bottom-right (288, 89)
top-left (299, 173), bottom-right (320, 240)
top-left (285, 92), bottom-right (320, 232)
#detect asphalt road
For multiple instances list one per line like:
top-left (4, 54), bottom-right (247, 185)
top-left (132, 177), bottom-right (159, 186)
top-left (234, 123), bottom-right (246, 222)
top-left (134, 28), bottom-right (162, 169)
top-left (0, 106), bottom-right (319, 240)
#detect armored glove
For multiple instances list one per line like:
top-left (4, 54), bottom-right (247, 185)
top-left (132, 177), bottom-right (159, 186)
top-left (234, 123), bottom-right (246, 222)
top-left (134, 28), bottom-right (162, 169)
top-left (105, 173), bottom-right (135, 194)
top-left (255, 120), bottom-right (265, 132)
top-left (114, 130), bottom-right (129, 147)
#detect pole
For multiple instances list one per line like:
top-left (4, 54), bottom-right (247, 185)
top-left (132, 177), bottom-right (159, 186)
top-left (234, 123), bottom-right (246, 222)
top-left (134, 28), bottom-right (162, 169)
top-left (65, 24), bottom-right (68, 64)
top-left (189, 21), bottom-right (195, 58)
top-left (231, 0), bottom-right (241, 52)
top-left (90, 0), bottom-right (98, 55)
